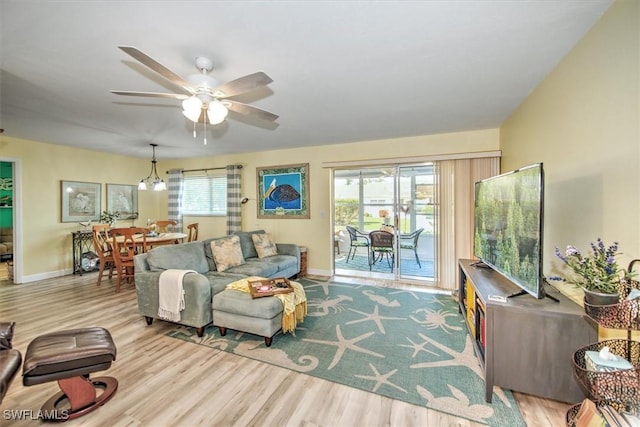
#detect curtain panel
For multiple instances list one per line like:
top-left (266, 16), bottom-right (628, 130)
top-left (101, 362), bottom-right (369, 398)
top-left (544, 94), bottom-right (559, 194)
top-left (437, 157), bottom-right (499, 290)
top-left (226, 165), bottom-right (242, 235)
top-left (167, 169), bottom-right (184, 231)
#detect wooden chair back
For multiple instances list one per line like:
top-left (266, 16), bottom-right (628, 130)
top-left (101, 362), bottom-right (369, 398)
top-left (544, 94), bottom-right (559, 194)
top-left (186, 223), bottom-right (199, 242)
top-left (92, 224), bottom-right (114, 286)
top-left (109, 227), bottom-right (148, 292)
top-left (154, 220), bottom-right (177, 233)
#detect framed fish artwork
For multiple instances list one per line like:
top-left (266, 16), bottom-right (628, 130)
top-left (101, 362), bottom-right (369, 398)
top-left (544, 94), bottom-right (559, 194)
top-left (256, 163), bottom-right (309, 219)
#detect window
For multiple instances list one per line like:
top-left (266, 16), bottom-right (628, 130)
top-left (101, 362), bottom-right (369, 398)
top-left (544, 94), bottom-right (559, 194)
top-left (182, 174), bottom-right (226, 216)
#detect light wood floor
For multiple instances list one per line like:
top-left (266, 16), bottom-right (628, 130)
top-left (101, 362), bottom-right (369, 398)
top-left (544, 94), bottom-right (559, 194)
top-left (0, 272), bottom-right (571, 426)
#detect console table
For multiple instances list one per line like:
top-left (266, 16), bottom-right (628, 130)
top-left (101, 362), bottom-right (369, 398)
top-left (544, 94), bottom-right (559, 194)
top-left (458, 259), bottom-right (597, 403)
top-left (71, 230), bottom-right (96, 275)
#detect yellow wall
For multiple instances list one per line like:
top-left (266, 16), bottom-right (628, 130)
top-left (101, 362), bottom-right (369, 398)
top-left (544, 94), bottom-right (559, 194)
top-left (0, 137), bottom-right (161, 280)
top-left (1, 128), bottom-right (499, 282)
top-left (501, 0), bottom-right (639, 341)
top-left (501, 0), bottom-right (640, 289)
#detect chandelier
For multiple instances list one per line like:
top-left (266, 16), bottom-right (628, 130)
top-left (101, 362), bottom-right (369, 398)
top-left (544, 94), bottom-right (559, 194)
top-left (139, 143), bottom-right (166, 191)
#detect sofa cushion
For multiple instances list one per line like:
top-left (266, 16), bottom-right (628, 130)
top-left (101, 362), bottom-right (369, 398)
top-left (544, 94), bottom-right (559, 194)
top-left (232, 230), bottom-right (265, 259)
top-left (202, 237), bottom-right (218, 271)
top-left (204, 272), bottom-right (247, 295)
top-left (224, 258), bottom-right (278, 277)
top-left (210, 235), bottom-right (245, 272)
top-left (260, 254), bottom-right (298, 273)
top-left (252, 233), bottom-right (278, 258)
top-left (146, 241), bottom-right (209, 274)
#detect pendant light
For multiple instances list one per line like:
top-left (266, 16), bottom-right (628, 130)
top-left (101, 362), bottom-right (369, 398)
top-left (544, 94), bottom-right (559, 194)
top-left (139, 143), bottom-right (166, 191)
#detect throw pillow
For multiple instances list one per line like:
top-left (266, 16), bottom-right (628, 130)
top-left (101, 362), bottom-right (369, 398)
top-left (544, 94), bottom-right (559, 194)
top-left (252, 233), bottom-right (278, 258)
top-left (210, 235), bottom-right (245, 272)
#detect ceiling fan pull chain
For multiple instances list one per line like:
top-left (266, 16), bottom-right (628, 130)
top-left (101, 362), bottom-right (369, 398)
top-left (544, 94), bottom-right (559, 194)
top-left (192, 121), bottom-right (196, 138)
top-left (203, 120), bottom-right (207, 145)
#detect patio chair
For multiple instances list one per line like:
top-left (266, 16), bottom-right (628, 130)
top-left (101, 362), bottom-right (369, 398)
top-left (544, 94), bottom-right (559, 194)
top-left (399, 228), bottom-right (424, 268)
top-left (345, 226), bottom-right (370, 262)
top-left (369, 230), bottom-right (394, 271)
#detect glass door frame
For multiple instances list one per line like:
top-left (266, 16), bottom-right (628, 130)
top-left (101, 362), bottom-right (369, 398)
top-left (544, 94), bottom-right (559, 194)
top-left (332, 163), bottom-right (435, 284)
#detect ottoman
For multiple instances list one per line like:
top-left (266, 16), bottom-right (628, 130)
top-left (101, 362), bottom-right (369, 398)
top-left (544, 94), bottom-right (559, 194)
top-left (22, 327), bottom-right (118, 421)
top-left (212, 289), bottom-right (283, 346)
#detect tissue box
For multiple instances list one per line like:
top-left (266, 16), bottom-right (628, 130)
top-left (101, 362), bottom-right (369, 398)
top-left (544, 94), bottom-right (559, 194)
top-left (585, 350), bottom-right (633, 372)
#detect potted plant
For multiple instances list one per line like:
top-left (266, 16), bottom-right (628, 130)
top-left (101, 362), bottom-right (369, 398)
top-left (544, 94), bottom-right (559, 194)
top-left (551, 238), bottom-right (634, 306)
top-left (100, 210), bottom-right (120, 228)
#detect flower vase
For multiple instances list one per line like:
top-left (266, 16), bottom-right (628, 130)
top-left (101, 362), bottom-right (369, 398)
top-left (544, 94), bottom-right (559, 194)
top-left (583, 288), bottom-right (620, 307)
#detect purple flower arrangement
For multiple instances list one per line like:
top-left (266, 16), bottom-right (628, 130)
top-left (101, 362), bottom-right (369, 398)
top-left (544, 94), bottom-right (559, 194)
top-left (550, 238), bottom-right (633, 294)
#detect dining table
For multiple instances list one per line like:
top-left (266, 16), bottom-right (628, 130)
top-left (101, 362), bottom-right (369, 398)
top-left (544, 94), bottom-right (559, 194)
top-left (113, 231), bottom-right (188, 252)
top-left (143, 232), bottom-right (187, 246)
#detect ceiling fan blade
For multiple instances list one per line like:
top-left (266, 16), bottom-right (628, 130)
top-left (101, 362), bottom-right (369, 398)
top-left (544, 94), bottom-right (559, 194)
top-left (110, 90), bottom-right (189, 100)
top-left (213, 72), bottom-right (273, 98)
top-left (226, 100), bottom-right (278, 122)
top-left (118, 46), bottom-right (195, 95)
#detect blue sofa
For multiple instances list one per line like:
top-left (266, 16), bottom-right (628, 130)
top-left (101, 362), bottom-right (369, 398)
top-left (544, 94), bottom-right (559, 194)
top-left (133, 230), bottom-right (300, 336)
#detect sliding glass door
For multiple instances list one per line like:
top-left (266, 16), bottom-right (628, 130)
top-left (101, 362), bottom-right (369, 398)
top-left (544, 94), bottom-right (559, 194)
top-left (333, 164), bottom-right (436, 284)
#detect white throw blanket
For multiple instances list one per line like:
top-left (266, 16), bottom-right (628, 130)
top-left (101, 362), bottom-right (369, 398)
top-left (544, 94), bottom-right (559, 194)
top-left (158, 269), bottom-right (196, 322)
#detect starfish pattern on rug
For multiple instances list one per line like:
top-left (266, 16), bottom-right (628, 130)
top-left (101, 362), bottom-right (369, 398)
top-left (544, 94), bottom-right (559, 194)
top-left (398, 333), bottom-right (440, 358)
top-left (346, 305), bottom-right (406, 334)
top-left (355, 363), bottom-right (407, 393)
top-left (303, 324), bottom-right (384, 369)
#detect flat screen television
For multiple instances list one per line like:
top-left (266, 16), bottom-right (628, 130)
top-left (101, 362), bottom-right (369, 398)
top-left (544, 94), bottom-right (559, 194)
top-left (473, 163), bottom-right (545, 299)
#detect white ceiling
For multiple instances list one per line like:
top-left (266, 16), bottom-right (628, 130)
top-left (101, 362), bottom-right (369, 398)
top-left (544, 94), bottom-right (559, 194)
top-left (0, 1), bottom-right (613, 159)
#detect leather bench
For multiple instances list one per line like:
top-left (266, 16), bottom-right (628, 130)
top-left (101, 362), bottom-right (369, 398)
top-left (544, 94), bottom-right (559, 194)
top-left (22, 327), bottom-right (118, 421)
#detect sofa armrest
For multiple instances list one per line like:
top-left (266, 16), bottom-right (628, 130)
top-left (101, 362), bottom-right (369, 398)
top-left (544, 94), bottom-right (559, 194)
top-left (0, 322), bottom-right (15, 350)
top-left (134, 253), bottom-right (150, 272)
top-left (134, 271), bottom-right (213, 328)
top-left (276, 243), bottom-right (300, 259)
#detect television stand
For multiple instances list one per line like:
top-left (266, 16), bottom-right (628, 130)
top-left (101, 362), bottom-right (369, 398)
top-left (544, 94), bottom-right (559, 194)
top-left (507, 289), bottom-right (527, 299)
top-left (458, 259), bottom-right (597, 403)
top-left (470, 261), bottom-right (490, 268)
top-left (507, 288), bottom-right (560, 303)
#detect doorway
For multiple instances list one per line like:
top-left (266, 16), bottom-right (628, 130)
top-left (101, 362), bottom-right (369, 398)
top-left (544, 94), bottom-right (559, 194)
top-left (0, 161), bottom-right (14, 283)
top-left (333, 164), bottom-right (436, 284)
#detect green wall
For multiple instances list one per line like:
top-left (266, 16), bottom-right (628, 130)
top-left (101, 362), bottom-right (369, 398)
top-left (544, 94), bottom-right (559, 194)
top-left (0, 162), bottom-right (12, 227)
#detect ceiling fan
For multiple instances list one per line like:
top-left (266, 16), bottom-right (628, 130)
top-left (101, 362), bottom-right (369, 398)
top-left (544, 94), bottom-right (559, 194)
top-left (110, 46), bottom-right (278, 127)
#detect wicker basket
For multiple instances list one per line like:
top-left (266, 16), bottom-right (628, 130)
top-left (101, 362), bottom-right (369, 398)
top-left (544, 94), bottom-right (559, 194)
top-left (583, 279), bottom-right (640, 330)
top-left (565, 400), bottom-right (632, 427)
top-left (572, 339), bottom-right (640, 404)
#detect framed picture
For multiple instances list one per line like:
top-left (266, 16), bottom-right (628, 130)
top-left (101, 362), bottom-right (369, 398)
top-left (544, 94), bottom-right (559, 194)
top-left (106, 184), bottom-right (139, 219)
top-left (257, 163), bottom-right (309, 219)
top-left (60, 180), bottom-right (101, 222)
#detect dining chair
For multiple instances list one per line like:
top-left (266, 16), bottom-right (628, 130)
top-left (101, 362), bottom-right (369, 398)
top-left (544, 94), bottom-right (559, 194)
top-left (368, 230), bottom-right (395, 271)
top-left (186, 223), bottom-right (199, 242)
top-left (109, 227), bottom-right (148, 292)
top-left (399, 228), bottom-right (424, 268)
top-left (92, 224), bottom-right (114, 287)
top-left (154, 220), bottom-right (177, 233)
top-left (345, 226), bottom-right (370, 262)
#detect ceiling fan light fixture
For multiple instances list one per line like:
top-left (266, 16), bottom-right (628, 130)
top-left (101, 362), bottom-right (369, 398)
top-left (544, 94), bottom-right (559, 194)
top-left (182, 96), bottom-right (203, 122)
top-left (207, 99), bottom-right (228, 125)
top-left (140, 144), bottom-right (166, 192)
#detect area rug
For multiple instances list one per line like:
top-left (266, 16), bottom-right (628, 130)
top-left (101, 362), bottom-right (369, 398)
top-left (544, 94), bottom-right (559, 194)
top-left (166, 277), bottom-right (526, 426)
